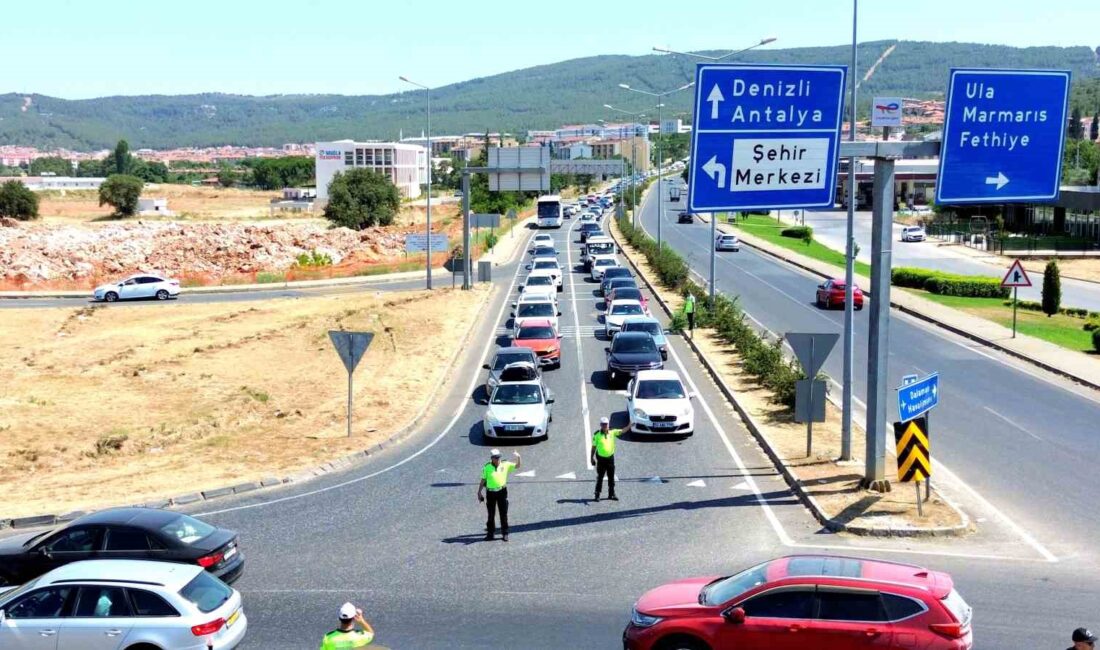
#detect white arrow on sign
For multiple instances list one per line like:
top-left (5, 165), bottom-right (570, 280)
top-left (702, 155), bottom-right (726, 189)
top-left (707, 84), bottom-right (725, 120)
top-left (985, 171), bottom-right (1009, 190)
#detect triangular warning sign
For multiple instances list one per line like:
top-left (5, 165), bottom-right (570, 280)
top-left (1000, 260), bottom-right (1032, 288)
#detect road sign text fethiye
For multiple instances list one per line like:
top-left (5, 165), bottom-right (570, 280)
top-left (689, 64), bottom-right (846, 213)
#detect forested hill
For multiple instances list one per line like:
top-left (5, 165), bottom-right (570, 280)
top-left (2, 40), bottom-right (1096, 150)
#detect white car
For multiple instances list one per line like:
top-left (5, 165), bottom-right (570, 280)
top-left (0, 559), bottom-right (247, 650)
top-left (604, 298), bottom-right (646, 337)
top-left (483, 363), bottom-right (554, 440)
top-left (589, 256), bottom-right (619, 281)
top-left (527, 259), bottom-right (563, 290)
top-left (518, 273), bottom-right (557, 299)
top-left (513, 300), bottom-right (561, 337)
top-left (531, 233), bottom-right (555, 248)
top-left (514, 291), bottom-right (558, 310)
top-left (579, 212), bottom-right (597, 223)
top-left (901, 226), bottom-right (926, 242)
top-left (93, 274), bottom-right (180, 302)
top-left (716, 233), bottom-right (741, 251)
top-left (626, 369), bottom-right (696, 435)
top-left (525, 268), bottom-right (562, 293)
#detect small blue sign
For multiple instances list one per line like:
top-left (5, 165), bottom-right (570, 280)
top-left (936, 69), bottom-right (1070, 205)
top-left (897, 373), bottom-right (939, 422)
top-left (688, 64), bottom-right (847, 213)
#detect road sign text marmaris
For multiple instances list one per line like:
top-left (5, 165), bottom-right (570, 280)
top-left (689, 64), bottom-right (846, 212)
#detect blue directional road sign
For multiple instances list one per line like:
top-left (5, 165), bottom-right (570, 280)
top-left (936, 69), bottom-right (1070, 205)
top-left (688, 64), bottom-right (847, 213)
top-left (897, 372), bottom-right (939, 422)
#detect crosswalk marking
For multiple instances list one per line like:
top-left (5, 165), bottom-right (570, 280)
top-left (732, 481), bottom-right (751, 491)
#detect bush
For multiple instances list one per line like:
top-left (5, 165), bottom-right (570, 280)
top-left (323, 168), bottom-right (401, 230)
top-left (1094, 328), bottom-right (1100, 353)
top-left (0, 180), bottom-right (39, 221)
top-left (781, 226), bottom-right (813, 240)
top-left (1042, 260), bottom-right (1061, 317)
top-left (892, 267), bottom-right (939, 289)
top-left (893, 266), bottom-right (1008, 298)
top-left (98, 174), bottom-right (144, 217)
top-left (484, 231), bottom-right (499, 251)
top-left (295, 250), bottom-right (333, 267)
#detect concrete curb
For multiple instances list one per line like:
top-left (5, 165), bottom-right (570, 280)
top-left (0, 230), bottom-right (528, 530)
top-left (610, 216), bottom-right (970, 538)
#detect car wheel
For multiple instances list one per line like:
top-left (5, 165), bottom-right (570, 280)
top-left (155, 289), bottom-right (169, 300)
top-left (815, 295), bottom-right (823, 308)
top-left (105, 291), bottom-right (119, 302)
top-left (856, 302), bottom-right (864, 311)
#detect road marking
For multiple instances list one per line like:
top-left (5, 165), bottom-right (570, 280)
top-left (642, 476), bottom-right (665, 484)
top-left (686, 479), bottom-right (707, 488)
top-left (556, 471), bottom-right (577, 480)
top-left (515, 470), bottom-right (536, 477)
top-left (566, 220), bottom-right (595, 471)
top-left (732, 481), bottom-right (751, 491)
top-left (197, 228), bottom-right (539, 518)
top-left (983, 406), bottom-right (1044, 442)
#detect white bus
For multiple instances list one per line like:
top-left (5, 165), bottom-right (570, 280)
top-left (536, 195), bottom-right (564, 228)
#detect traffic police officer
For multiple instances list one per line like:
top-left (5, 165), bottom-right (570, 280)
top-left (478, 448), bottom-right (520, 541)
top-left (319, 602), bottom-right (375, 649)
top-left (1068, 627), bottom-right (1098, 650)
top-left (683, 291), bottom-right (696, 334)
top-left (591, 416), bottom-right (628, 501)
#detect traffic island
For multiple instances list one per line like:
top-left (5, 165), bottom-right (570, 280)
top-left (609, 215), bottom-right (970, 537)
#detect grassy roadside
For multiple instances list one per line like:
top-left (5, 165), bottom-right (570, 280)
top-left (726, 214), bottom-right (873, 278)
top-left (917, 293), bottom-right (1096, 352)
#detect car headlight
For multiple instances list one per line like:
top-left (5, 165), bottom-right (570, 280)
top-left (633, 408), bottom-right (648, 420)
top-left (682, 405), bottom-right (693, 417)
top-left (485, 413), bottom-right (501, 427)
top-left (631, 608), bottom-right (662, 628)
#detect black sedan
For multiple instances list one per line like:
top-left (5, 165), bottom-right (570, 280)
top-left (605, 331), bottom-right (664, 386)
top-left (677, 211), bottom-right (693, 224)
top-left (600, 268), bottom-right (634, 296)
top-left (579, 223), bottom-right (602, 242)
top-left (0, 507), bottom-right (243, 586)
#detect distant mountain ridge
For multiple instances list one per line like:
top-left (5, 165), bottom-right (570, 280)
top-left (1, 40), bottom-right (1096, 150)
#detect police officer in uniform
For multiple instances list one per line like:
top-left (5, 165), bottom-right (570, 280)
top-left (591, 416), bottom-right (628, 501)
top-left (478, 448), bottom-right (520, 541)
top-left (683, 292), bottom-right (696, 335)
top-left (1068, 627), bottom-right (1098, 650)
top-left (319, 602), bottom-right (374, 649)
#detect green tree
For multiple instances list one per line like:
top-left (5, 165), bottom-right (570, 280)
top-left (217, 165), bottom-right (238, 188)
top-left (243, 157), bottom-right (314, 190)
top-left (1091, 112), bottom-right (1099, 141)
top-left (0, 180), bottom-right (39, 221)
top-left (76, 159), bottom-right (105, 177)
top-left (114, 140), bottom-right (131, 175)
top-left (130, 159), bottom-right (169, 183)
top-left (98, 174), bottom-right (144, 217)
top-left (1041, 259), bottom-right (1061, 317)
top-left (1069, 107), bottom-right (1084, 140)
top-left (323, 168), bottom-right (400, 230)
top-left (29, 156), bottom-right (73, 176)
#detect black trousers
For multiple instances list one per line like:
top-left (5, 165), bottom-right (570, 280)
top-left (595, 455), bottom-right (616, 497)
top-left (485, 487), bottom-right (509, 536)
top-left (687, 311), bottom-right (695, 332)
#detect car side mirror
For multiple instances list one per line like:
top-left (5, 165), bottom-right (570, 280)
top-left (38, 547), bottom-right (51, 558)
top-left (604, 347), bottom-right (611, 355)
top-left (817, 283), bottom-right (826, 289)
top-left (482, 363), bottom-right (491, 370)
top-left (557, 311), bottom-right (562, 316)
top-left (724, 607), bottom-right (746, 625)
top-left (546, 396), bottom-right (555, 404)
top-left (689, 392), bottom-right (698, 399)
top-left (525, 264), bottom-right (532, 270)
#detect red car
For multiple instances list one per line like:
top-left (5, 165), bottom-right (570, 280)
top-left (512, 318), bottom-right (561, 368)
top-left (816, 278), bottom-right (864, 310)
top-left (624, 555), bottom-right (973, 650)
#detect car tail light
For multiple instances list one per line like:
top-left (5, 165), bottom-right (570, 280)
top-left (191, 618), bottom-right (225, 636)
top-left (197, 551), bottom-right (224, 568)
top-left (929, 622), bottom-right (967, 639)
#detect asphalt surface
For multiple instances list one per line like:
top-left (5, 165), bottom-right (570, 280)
top-left (798, 209), bottom-right (1100, 311)
top-left (6, 207), bottom-right (1100, 647)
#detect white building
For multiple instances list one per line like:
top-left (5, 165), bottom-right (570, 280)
top-left (660, 118), bottom-right (685, 135)
top-left (0, 176), bottom-right (106, 191)
top-left (137, 198), bottom-right (173, 216)
top-left (315, 140), bottom-right (428, 200)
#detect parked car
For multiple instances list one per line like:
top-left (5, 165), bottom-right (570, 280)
top-left (816, 278), bottom-right (864, 310)
top-left (677, 211), bottom-right (693, 224)
top-left (623, 555), bottom-right (973, 650)
top-left (93, 274), bottom-right (180, 303)
top-left (716, 234), bottom-right (741, 251)
top-left (606, 286), bottom-right (649, 315)
top-left (0, 508), bottom-right (243, 587)
top-left (482, 361), bottom-right (554, 440)
top-left (620, 316), bottom-right (668, 360)
top-left (512, 300), bottom-right (561, 337)
top-left (512, 319), bottom-right (562, 368)
top-left (482, 347), bottom-right (539, 395)
top-left (589, 256), bottom-right (619, 281)
top-left (901, 225), bottom-right (927, 242)
top-left (0, 559), bottom-right (247, 650)
top-left (605, 331), bottom-right (663, 386)
top-left (626, 370), bottom-right (695, 435)
top-left (604, 299), bottom-right (646, 338)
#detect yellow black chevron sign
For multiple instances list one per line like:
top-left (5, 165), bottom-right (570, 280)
top-left (893, 417), bottom-right (931, 483)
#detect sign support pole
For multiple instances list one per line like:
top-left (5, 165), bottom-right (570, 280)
top-left (806, 337), bottom-right (815, 457)
top-left (925, 413), bottom-right (932, 502)
top-left (462, 171), bottom-right (471, 290)
top-left (915, 482), bottom-right (924, 517)
top-left (841, 0), bottom-right (859, 462)
top-left (863, 157), bottom-right (896, 493)
top-left (1012, 286), bottom-right (1018, 338)
top-left (346, 370), bottom-right (353, 438)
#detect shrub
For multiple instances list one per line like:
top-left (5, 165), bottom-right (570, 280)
top-left (295, 250), bottom-right (333, 267)
top-left (781, 226), bottom-right (813, 240)
top-left (0, 180), bottom-right (39, 221)
top-left (892, 267), bottom-right (939, 289)
top-left (94, 432), bottom-right (128, 456)
top-left (98, 174), bottom-right (144, 217)
top-left (484, 231), bottom-right (499, 251)
top-left (1094, 328), bottom-right (1100, 353)
top-left (1084, 318), bottom-right (1100, 332)
top-left (323, 168), bottom-right (401, 229)
top-left (923, 275), bottom-right (1008, 298)
top-left (1042, 260), bottom-right (1061, 317)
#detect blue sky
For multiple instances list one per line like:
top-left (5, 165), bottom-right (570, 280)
top-left (9, 0), bottom-right (1098, 98)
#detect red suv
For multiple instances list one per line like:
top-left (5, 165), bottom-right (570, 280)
top-left (623, 555), bottom-right (973, 650)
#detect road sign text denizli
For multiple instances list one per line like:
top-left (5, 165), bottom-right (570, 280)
top-left (688, 64), bottom-right (846, 213)
top-left (936, 68), bottom-right (1070, 205)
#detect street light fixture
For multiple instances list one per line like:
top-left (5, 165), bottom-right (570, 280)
top-left (399, 76), bottom-right (433, 290)
top-left (618, 82), bottom-right (694, 249)
top-left (604, 104), bottom-right (647, 226)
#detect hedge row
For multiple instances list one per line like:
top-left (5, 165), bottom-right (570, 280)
top-left (892, 266), bottom-right (1009, 299)
top-left (1003, 299), bottom-right (1099, 320)
top-left (616, 215), bottom-right (806, 408)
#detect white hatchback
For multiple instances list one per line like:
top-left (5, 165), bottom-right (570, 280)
top-left (94, 274), bottom-right (180, 302)
top-left (626, 369), bottom-right (696, 435)
top-left (0, 559), bottom-right (246, 650)
top-left (589, 256), bottom-right (619, 281)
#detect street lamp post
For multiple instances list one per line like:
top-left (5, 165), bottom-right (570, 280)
top-left (841, 2), bottom-right (858, 461)
top-left (652, 37), bottom-right (777, 303)
top-left (399, 76), bottom-right (432, 290)
top-left (604, 104), bottom-right (646, 227)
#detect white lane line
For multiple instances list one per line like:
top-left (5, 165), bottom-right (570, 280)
top-left (566, 220), bottom-right (595, 471)
top-left (983, 406), bottom-right (1044, 443)
top-left (197, 229), bottom-right (538, 517)
top-left (555, 471), bottom-right (577, 480)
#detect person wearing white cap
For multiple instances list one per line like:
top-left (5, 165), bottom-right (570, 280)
top-left (591, 416), bottom-right (628, 501)
top-left (477, 448), bottom-right (521, 541)
top-left (319, 602), bottom-right (375, 649)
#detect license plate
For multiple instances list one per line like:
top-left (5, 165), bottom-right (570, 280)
top-left (223, 546), bottom-right (238, 561)
top-left (505, 424), bottom-right (525, 431)
top-left (652, 422), bottom-right (675, 429)
top-left (226, 608), bottom-right (241, 627)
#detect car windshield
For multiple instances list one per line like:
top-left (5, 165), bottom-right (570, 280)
top-left (613, 289), bottom-right (641, 301)
top-left (159, 514), bottom-right (216, 545)
top-left (611, 303), bottom-right (643, 316)
top-left (518, 303), bottom-right (554, 317)
top-left (703, 562), bottom-right (769, 605)
top-left (0, 576), bottom-right (41, 604)
top-left (491, 384), bottom-right (543, 405)
top-left (636, 379), bottom-right (686, 399)
top-left (534, 261), bottom-right (557, 270)
top-left (624, 321), bottom-right (661, 337)
top-left (518, 326), bottom-right (556, 340)
top-left (492, 352), bottom-right (530, 370)
top-left (596, 259), bottom-right (615, 267)
top-left (527, 276), bottom-right (552, 286)
top-left (721, 236), bottom-right (737, 241)
top-left (533, 248), bottom-right (555, 256)
top-left (179, 571), bottom-right (231, 614)
top-left (589, 243), bottom-right (613, 254)
top-left (613, 336), bottom-right (657, 354)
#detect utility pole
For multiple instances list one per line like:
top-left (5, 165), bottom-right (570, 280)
top-left (841, 0), bottom-right (858, 461)
top-left (399, 76), bottom-right (433, 289)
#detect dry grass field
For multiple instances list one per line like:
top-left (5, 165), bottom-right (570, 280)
top-left (0, 287), bottom-right (488, 518)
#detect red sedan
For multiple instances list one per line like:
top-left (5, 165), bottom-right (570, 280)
top-left (512, 318), bottom-right (561, 368)
top-left (816, 278), bottom-right (864, 310)
top-left (624, 555), bottom-right (973, 650)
